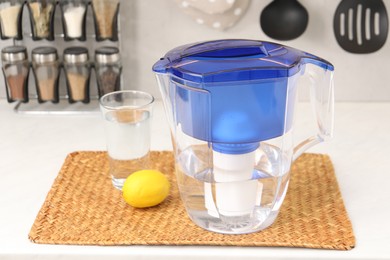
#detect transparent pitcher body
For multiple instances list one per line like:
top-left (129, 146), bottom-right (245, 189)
top-left (157, 73), bottom-right (304, 234)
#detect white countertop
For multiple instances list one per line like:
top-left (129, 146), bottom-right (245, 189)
top-left (1, 100), bottom-right (389, 260)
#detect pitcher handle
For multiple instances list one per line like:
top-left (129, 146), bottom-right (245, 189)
top-left (293, 62), bottom-right (335, 161)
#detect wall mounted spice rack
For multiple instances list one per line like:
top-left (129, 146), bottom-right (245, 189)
top-left (0, 0), bottom-right (122, 115)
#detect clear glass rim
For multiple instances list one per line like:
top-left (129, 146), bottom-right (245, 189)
top-left (99, 90), bottom-right (155, 111)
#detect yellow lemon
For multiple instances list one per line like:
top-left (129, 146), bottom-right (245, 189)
top-left (122, 170), bottom-right (170, 208)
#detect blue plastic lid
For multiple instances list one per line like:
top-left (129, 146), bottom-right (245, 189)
top-left (153, 39), bottom-right (334, 84)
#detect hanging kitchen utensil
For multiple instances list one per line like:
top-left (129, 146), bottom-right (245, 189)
top-left (174, 0), bottom-right (250, 31)
top-left (334, 0), bottom-right (389, 53)
top-left (260, 0), bottom-right (308, 41)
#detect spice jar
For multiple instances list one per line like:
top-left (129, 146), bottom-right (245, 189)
top-left (27, 0), bottom-right (56, 41)
top-left (0, 0), bottom-right (24, 40)
top-left (1, 46), bottom-right (30, 103)
top-left (63, 47), bottom-right (91, 103)
top-left (60, 0), bottom-right (88, 41)
top-left (31, 47), bottom-right (60, 103)
top-left (91, 0), bottom-right (120, 41)
top-left (95, 47), bottom-right (122, 97)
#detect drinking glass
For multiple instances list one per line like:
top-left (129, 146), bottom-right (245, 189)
top-left (100, 90), bottom-right (154, 190)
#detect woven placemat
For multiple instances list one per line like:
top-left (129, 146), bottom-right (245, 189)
top-left (29, 151), bottom-right (355, 250)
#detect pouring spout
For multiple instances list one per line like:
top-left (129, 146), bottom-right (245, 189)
top-left (301, 53), bottom-right (334, 72)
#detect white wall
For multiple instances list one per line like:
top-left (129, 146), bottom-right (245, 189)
top-left (120, 0), bottom-right (390, 101)
top-left (1, 0), bottom-right (390, 101)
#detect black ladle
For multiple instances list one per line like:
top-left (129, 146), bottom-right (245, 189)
top-left (260, 0), bottom-right (309, 41)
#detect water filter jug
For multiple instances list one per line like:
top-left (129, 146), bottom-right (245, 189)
top-left (153, 40), bottom-right (334, 234)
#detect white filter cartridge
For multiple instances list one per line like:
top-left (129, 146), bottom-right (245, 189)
top-left (205, 149), bottom-right (259, 217)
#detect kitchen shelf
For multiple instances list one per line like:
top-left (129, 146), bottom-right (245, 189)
top-left (13, 96), bottom-right (100, 115)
